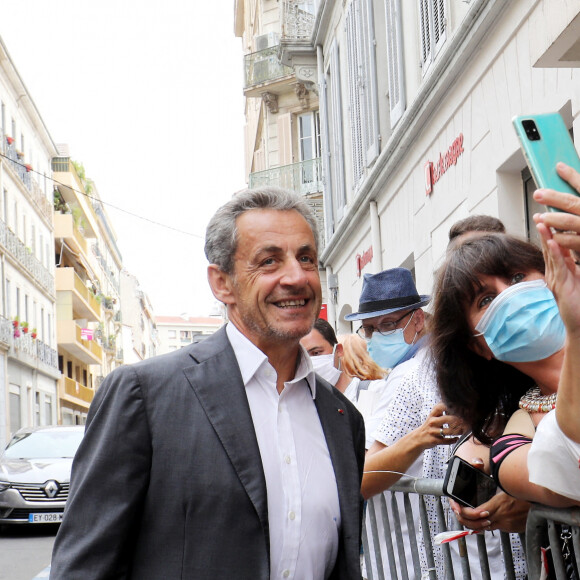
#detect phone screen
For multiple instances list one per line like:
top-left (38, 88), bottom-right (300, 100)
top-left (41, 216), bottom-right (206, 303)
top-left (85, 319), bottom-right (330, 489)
top-left (444, 457), bottom-right (497, 508)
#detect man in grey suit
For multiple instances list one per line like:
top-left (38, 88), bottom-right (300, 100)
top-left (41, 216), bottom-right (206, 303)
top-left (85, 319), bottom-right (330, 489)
top-left (50, 187), bottom-right (365, 579)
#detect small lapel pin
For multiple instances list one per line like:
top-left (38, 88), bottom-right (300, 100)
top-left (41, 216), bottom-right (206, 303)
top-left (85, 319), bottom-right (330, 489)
top-left (337, 408), bottom-right (344, 415)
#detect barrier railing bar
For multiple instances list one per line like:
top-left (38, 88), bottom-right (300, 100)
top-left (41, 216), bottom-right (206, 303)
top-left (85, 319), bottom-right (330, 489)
top-left (500, 531), bottom-right (516, 580)
top-left (402, 492), bottom-right (422, 577)
top-left (390, 494), bottom-right (410, 580)
top-left (476, 533), bottom-right (491, 580)
top-left (361, 513), bottom-right (375, 580)
top-left (368, 498), bottom-right (388, 580)
top-left (419, 494), bottom-right (438, 580)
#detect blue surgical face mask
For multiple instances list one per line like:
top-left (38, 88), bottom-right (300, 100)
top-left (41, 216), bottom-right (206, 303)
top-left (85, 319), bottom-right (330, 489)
top-left (474, 279), bottom-right (565, 363)
top-left (367, 313), bottom-right (417, 369)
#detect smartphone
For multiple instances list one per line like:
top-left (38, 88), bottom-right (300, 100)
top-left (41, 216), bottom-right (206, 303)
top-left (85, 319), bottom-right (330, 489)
top-left (443, 456), bottom-right (497, 509)
top-left (512, 112), bottom-right (580, 212)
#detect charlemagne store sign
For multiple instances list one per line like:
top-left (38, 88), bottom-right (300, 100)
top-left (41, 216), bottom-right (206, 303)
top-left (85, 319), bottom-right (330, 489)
top-left (424, 133), bottom-right (464, 195)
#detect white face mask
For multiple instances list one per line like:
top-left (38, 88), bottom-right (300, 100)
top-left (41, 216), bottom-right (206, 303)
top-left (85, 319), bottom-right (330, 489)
top-left (310, 349), bottom-right (342, 386)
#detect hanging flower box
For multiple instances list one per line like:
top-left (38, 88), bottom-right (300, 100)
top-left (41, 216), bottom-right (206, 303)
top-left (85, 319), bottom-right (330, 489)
top-left (6, 136), bottom-right (14, 145)
top-left (12, 318), bottom-right (19, 328)
top-left (24, 164), bottom-right (32, 173)
top-left (21, 322), bottom-right (29, 334)
top-left (16, 151), bottom-right (24, 159)
top-left (31, 329), bottom-right (37, 339)
top-left (13, 328), bottom-right (21, 338)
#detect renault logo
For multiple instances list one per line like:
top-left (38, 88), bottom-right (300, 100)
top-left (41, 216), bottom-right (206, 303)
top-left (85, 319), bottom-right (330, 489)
top-left (43, 480), bottom-right (60, 499)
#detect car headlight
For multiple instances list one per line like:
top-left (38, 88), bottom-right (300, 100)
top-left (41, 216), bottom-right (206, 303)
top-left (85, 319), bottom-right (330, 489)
top-left (0, 481), bottom-right (11, 492)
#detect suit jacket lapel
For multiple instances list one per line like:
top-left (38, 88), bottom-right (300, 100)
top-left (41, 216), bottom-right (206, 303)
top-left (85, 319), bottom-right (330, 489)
top-left (182, 329), bottom-right (269, 546)
top-left (314, 381), bottom-right (362, 547)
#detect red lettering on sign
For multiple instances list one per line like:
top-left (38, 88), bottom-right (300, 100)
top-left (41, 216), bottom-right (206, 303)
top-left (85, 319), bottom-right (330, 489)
top-left (356, 246), bottom-right (374, 277)
top-left (425, 133), bottom-right (464, 195)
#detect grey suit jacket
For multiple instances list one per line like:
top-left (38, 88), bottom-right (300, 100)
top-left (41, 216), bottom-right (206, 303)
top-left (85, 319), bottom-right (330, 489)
top-left (50, 327), bottom-right (365, 579)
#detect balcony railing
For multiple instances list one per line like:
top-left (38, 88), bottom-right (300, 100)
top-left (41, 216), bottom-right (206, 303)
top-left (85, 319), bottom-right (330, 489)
top-left (244, 46), bottom-right (294, 88)
top-left (63, 376), bottom-right (94, 404)
top-left (7, 318), bottom-right (59, 370)
top-left (0, 220), bottom-right (54, 296)
top-left (249, 158), bottom-right (322, 195)
top-left (281, 0), bottom-right (317, 40)
top-left (3, 137), bottom-right (53, 222)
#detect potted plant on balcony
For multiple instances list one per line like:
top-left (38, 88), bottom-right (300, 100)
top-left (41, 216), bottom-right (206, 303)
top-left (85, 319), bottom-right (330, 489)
top-left (12, 316), bottom-right (19, 329)
top-left (6, 136), bottom-right (14, 146)
top-left (21, 322), bottom-right (29, 334)
top-left (31, 328), bottom-right (37, 340)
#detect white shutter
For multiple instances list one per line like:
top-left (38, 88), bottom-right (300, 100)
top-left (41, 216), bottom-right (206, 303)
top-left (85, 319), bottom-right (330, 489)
top-left (277, 113), bottom-right (293, 166)
top-left (361, 0), bottom-right (380, 166)
top-left (385, 0), bottom-right (406, 126)
top-left (253, 148), bottom-right (266, 173)
top-left (432, 0), bottom-right (446, 56)
top-left (345, 2), bottom-right (364, 188)
top-left (418, 0), bottom-right (432, 69)
top-left (330, 41), bottom-right (346, 221)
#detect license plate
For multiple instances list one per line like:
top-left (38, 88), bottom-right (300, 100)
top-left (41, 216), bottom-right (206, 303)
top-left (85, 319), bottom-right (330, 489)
top-left (28, 512), bottom-right (63, 523)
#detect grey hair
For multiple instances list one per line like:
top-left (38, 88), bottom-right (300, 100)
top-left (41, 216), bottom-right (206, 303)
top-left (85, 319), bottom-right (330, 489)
top-left (204, 186), bottom-right (319, 274)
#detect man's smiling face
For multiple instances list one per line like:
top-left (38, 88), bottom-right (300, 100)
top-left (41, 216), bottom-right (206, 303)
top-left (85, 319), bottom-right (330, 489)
top-left (225, 208), bottom-right (322, 353)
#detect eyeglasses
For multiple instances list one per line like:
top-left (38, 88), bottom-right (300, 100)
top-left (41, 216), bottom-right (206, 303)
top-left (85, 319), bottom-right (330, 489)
top-left (356, 310), bottom-right (416, 340)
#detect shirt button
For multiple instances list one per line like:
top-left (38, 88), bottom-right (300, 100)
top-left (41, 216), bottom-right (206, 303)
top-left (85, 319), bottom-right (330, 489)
top-left (284, 455), bottom-right (291, 464)
top-left (283, 571), bottom-right (290, 578)
top-left (288, 511), bottom-right (295, 521)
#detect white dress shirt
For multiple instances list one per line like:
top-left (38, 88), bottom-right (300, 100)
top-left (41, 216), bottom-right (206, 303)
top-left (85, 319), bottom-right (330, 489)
top-left (227, 323), bottom-right (341, 580)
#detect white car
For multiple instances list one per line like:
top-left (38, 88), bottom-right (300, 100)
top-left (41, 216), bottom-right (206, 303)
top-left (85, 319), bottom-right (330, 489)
top-left (0, 425), bottom-right (84, 524)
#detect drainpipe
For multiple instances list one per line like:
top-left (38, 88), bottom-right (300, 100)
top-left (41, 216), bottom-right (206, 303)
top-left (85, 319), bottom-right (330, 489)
top-left (325, 265), bottom-right (337, 331)
top-left (369, 201), bottom-right (382, 273)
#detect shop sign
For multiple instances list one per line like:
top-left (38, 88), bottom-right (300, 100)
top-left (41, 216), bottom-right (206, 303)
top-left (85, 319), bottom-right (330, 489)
top-left (425, 133), bottom-right (464, 195)
top-left (356, 246), bottom-right (373, 277)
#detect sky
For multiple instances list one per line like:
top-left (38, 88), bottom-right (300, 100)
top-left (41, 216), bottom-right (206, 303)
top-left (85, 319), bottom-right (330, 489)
top-left (0, 1), bottom-right (246, 317)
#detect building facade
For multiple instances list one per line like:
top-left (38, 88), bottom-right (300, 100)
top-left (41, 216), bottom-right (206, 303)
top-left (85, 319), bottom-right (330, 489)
top-left (236, 0), bottom-right (580, 333)
top-left (120, 270), bottom-right (158, 364)
top-left (0, 38), bottom-right (60, 448)
top-left (235, 0), bottom-right (330, 311)
top-left (155, 315), bottom-right (223, 355)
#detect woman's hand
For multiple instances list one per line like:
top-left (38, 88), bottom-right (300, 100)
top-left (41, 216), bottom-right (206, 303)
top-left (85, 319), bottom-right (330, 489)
top-left (412, 402), bottom-right (464, 451)
top-left (449, 492), bottom-right (530, 533)
top-left (534, 163), bottom-right (580, 337)
top-left (534, 162), bottom-right (580, 255)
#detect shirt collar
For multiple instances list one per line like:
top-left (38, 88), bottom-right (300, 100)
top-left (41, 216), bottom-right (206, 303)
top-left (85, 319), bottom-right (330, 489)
top-left (226, 322), bottom-right (317, 398)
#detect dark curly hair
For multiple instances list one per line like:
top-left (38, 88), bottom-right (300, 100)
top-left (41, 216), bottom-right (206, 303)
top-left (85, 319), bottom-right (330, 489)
top-left (430, 233), bottom-right (544, 444)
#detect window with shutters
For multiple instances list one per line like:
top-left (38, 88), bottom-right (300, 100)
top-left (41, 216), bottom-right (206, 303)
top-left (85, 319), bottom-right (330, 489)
top-left (324, 40), bottom-right (347, 236)
top-left (419, 0), bottom-right (446, 74)
top-left (345, 0), bottom-right (380, 190)
top-left (385, 0), bottom-right (406, 127)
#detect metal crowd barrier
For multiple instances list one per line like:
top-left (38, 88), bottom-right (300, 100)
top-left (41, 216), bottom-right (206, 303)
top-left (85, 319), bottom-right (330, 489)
top-left (526, 505), bottom-right (580, 580)
top-left (362, 476), bottom-right (524, 580)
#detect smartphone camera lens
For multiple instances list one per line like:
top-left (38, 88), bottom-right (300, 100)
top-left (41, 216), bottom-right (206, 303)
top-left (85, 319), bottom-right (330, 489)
top-left (522, 119), bottom-right (541, 141)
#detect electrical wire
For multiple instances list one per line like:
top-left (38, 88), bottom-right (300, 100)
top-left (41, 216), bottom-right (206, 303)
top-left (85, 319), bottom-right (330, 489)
top-left (0, 151), bottom-right (205, 240)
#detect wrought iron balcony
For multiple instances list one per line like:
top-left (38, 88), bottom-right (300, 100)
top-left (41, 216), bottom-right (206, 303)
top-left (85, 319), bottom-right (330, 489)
top-left (244, 46), bottom-right (294, 89)
top-left (281, 0), bottom-right (317, 40)
top-left (3, 136), bottom-right (53, 222)
top-left (249, 158), bottom-right (322, 195)
top-left (7, 317), bottom-right (59, 371)
top-left (0, 220), bottom-right (55, 296)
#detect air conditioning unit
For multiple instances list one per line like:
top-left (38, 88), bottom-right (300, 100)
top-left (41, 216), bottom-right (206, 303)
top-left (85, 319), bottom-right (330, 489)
top-left (254, 31), bottom-right (280, 52)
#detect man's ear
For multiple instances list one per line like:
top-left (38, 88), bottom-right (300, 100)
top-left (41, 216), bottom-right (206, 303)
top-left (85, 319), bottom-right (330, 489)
top-left (414, 308), bottom-right (426, 333)
top-left (207, 264), bottom-right (235, 305)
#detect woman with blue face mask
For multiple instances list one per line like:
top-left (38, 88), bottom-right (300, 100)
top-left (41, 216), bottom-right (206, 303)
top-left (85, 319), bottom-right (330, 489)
top-left (430, 233), bottom-right (580, 510)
